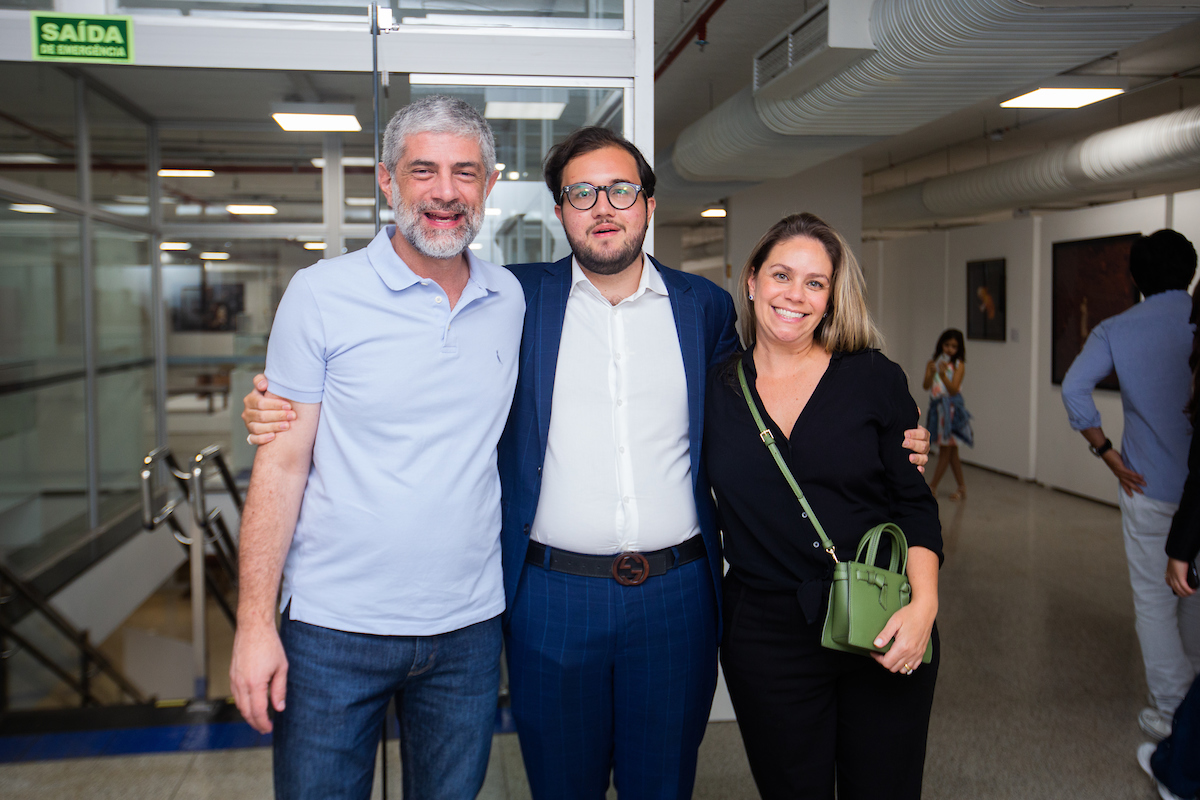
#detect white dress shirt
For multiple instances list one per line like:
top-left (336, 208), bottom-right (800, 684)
top-left (530, 256), bottom-right (700, 555)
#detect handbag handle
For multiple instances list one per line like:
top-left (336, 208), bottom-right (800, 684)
top-left (858, 522), bottom-right (908, 574)
top-left (737, 360), bottom-right (840, 565)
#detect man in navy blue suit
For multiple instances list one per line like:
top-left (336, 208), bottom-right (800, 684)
top-left (496, 127), bottom-right (740, 799)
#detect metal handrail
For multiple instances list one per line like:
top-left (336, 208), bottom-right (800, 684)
top-left (0, 560), bottom-right (147, 706)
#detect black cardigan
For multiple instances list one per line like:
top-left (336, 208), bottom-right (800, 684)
top-left (1168, 426), bottom-right (1200, 562)
top-left (704, 348), bottom-right (942, 623)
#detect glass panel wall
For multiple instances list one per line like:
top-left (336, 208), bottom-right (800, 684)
top-left (163, 238), bottom-right (314, 470)
top-left (0, 63), bottom-right (77, 197)
top-left (89, 90), bottom-right (150, 216)
top-left (0, 204), bottom-right (87, 564)
top-left (94, 222), bottom-right (154, 516)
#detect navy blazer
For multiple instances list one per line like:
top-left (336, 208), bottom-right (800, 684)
top-left (498, 254), bottom-right (740, 631)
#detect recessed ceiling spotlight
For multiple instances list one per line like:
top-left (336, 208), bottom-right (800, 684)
top-left (507, 171), bottom-right (520, 181)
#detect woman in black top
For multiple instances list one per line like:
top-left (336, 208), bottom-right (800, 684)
top-left (706, 213), bottom-right (942, 800)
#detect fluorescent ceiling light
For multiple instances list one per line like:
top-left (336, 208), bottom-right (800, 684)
top-left (701, 208), bottom-right (727, 218)
top-left (0, 153), bottom-right (57, 164)
top-left (10, 203), bottom-right (56, 214)
top-left (311, 157), bottom-right (378, 168)
top-left (469, 242), bottom-right (483, 250)
top-left (158, 168), bottom-right (215, 177)
top-left (226, 204), bottom-right (278, 215)
top-left (274, 113), bottom-right (361, 132)
top-left (1002, 87), bottom-right (1124, 108)
top-left (199, 252), bottom-right (230, 260)
top-left (303, 242), bottom-right (327, 250)
top-left (175, 204), bottom-right (202, 216)
top-left (485, 208), bottom-right (501, 216)
top-left (160, 242), bottom-right (191, 250)
top-left (100, 204), bottom-right (149, 216)
top-left (484, 101), bottom-right (566, 120)
top-left (115, 195), bottom-right (148, 204)
top-left (495, 163), bottom-right (506, 171)
top-left (345, 197), bottom-right (376, 206)
top-left (272, 103), bottom-right (361, 132)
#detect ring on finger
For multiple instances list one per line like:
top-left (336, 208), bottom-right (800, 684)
top-left (246, 434), bottom-right (255, 445)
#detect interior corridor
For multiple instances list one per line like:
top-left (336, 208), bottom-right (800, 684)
top-left (0, 465), bottom-right (1167, 799)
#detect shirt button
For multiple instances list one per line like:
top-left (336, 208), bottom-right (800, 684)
top-left (619, 446), bottom-right (625, 454)
top-left (615, 353), bottom-right (622, 360)
top-left (622, 496), bottom-right (630, 503)
top-left (617, 399), bottom-right (623, 406)
top-left (435, 297), bottom-right (443, 304)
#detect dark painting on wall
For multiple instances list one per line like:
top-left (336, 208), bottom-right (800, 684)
top-left (1051, 233), bottom-right (1141, 390)
top-left (967, 259), bottom-right (1006, 341)
top-left (174, 283), bottom-right (245, 332)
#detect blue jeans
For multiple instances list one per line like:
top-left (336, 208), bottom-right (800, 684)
top-left (273, 613), bottom-right (502, 800)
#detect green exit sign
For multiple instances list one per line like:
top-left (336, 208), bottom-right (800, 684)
top-left (32, 12), bottom-right (134, 64)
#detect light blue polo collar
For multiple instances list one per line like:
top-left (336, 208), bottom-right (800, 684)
top-left (367, 224), bottom-right (502, 293)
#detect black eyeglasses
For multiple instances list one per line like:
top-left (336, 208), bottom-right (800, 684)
top-left (560, 182), bottom-right (644, 211)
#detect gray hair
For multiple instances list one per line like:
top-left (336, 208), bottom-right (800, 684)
top-left (380, 95), bottom-right (496, 176)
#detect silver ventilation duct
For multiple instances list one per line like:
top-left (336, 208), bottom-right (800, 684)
top-left (672, 0), bottom-right (1200, 181)
top-left (863, 104), bottom-right (1200, 227)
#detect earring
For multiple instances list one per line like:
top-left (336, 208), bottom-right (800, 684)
top-left (748, 294), bottom-right (754, 301)
top-left (822, 312), bottom-right (828, 318)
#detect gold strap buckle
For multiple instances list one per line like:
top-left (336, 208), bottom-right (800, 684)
top-left (759, 429), bottom-right (774, 445)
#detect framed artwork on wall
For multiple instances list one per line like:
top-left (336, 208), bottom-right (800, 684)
top-left (1051, 233), bottom-right (1141, 390)
top-left (967, 258), bottom-right (1006, 341)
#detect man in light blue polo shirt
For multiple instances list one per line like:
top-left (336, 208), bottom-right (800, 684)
top-left (229, 96), bottom-right (524, 800)
top-left (1062, 229), bottom-right (1200, 743)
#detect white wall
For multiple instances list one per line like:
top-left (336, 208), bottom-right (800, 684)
top-left (727, 156), bottom-right (863, 285)
top-left (872, 190), bottom-right (1196, 502)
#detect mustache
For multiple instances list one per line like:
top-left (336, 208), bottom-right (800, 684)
top-left (414, 200), bottom-right (472, 217)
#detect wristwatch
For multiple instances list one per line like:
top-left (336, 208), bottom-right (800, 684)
top-left (1089, 438), bottom-right (1113, 457)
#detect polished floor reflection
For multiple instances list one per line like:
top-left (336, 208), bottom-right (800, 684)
top-left (0, 466), bottom-right (1169, 799)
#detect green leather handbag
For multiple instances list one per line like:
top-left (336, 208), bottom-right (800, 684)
top-left (736, 362), bottom-right (932, 664)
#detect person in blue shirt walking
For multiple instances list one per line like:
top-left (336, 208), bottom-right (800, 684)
top-left (1061, 229), bottom-right (1200, 743)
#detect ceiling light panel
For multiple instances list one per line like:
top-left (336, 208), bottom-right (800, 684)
top-left (701, 208), bottom-right (727, 218)
top-left (159, 169), bottom-right (215, 177)
top-left (312, 157), bottom-right (378, 168)
top-left (0, 153), bottom-right (57, 164)
top-left (225, 204), bottom-right (278, 215)
top-left (272, 103), bottom-right (361, 132)
top-left (160, 242), bottom-right (191, 250)
top-left (484, 102), bottom-right (566, 120)
top-left (200, 252), bottom-right (230, 260)
top-left (10, 203), bottom-right (56, 214)
top-left (1001, 87), bottom-right (1124, 109)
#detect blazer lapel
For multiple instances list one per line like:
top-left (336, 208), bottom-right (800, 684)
top-left (534, 257), bottom-right (573, 452)
top-left (656, 257), bottom-right (705, 490)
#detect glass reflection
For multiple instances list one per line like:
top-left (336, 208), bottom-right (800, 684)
top-left (0, 62), bottom-right (77, 197)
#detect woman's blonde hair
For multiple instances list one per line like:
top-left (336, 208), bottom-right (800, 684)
top-left (736, 212), bottom-right (882, 353)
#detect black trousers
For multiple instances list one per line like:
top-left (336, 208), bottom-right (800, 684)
top-left (721, 573), bottom-right (939, 800)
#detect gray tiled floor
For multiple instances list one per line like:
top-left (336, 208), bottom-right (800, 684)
top-left (0, 466), bottom-right (1172, 798)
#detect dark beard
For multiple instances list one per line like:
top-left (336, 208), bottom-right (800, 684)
top-left (566, 224), bottom-right (647, 276)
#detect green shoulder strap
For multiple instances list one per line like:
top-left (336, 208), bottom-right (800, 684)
top-left (736, 360), bottom-right (839, 565)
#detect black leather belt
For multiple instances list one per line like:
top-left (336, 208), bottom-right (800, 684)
top-left (525, 534), bottom-right (707, 586)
